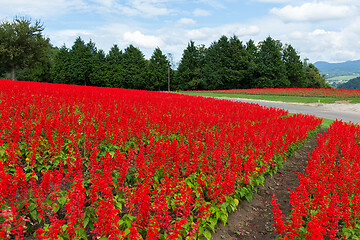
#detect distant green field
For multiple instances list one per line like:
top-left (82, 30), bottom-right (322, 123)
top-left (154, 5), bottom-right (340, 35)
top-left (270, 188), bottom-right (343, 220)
top-left (181, 92), bottom-right (360, 104)
top-left (327, 75), bottom-right (359, 81)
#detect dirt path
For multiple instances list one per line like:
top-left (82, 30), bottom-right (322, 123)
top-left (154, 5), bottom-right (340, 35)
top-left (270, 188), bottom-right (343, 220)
top-left (211, 129), bottom-right (326, 240)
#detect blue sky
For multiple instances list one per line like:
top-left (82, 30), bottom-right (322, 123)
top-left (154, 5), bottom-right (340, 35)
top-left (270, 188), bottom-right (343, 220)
top-left (1, 0), bottom-right (360, 64)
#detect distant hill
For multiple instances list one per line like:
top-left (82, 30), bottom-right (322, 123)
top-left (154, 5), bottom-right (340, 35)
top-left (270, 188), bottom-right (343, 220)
top-left (337, 77), bottom-right (360, 90)
top-left (314, 60), bottom-right (360, 78)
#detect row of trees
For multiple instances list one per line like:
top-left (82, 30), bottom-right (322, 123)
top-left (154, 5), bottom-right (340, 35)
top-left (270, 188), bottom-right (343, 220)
top-left (52, 38), bottom-right (172, 91)
top-left (0, 18), bottom-right (329, 90)
top-left (175, 36), bottom-right (329, 90)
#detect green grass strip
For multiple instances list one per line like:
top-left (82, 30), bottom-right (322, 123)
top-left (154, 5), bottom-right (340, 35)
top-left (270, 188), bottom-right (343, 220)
top-left (181, 92), bottom-right (360, 104)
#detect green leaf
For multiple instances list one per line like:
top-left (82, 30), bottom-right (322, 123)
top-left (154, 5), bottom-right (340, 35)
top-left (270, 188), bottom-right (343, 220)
top-left (195, 190), bottom-right (200, 198)
top-left (220, 214), bottom-right (228, 226)
top-left (77, 228), bottom-right (88, 240)
top-left (245, 191), bottom-right (254, 203)
top-left (53, 204), bottom-right (60, 213)
top-left (208, 221), bottom-right (216, 232)
top-left (210, 217), bottom-right (217, 227)
top-left (203, 230), bottom-right (211, 240)
top-left (28, 202), bottom-right (36, 212)
top-left (58, 196), bottom-right (67, 206)
top-left (260, 175), bottom-right (265, 187)
top-left (198, 226), bottom-right (204, 235)
top-left (83, 217), bottom-right (90, 228)
top-left (221, 202), bottom-right (229, 209)
top-left (115, 201), bottom-right (122, 210)
top-left (124, 228), bottom-right (130, 236)
top-left (30, 210), bottom-right (38, 221)
top-left (33, 174), bottom-right (38, 180)
top-left (239, 187), bottom-right (247, 197)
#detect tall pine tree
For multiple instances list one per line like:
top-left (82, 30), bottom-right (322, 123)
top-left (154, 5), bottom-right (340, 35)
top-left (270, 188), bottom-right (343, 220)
top-left (52, 45), bottom-right (72, 84)
top-left (283, 44), bottom-right (307, 88)
top-left (203, 35), bottom-right (251, 89)
top-left (203, 36), bottom-right (231, 90)
top-left (228, 35), bottom-right (252, 89)
top-left (122, 45), bottom-right (147, 89)
top-left (175, 41), bottom-right (205, 90)
top-left (105, 44), bottom-right (124, 88)
top-left (255, 36), bottom-right (289, 88)
top-left (68, 37), bottom-right (96, 86)
top-left (245, 39), bottom-right (259, 88)
top-left (147, 48), bottom-right (169, 91)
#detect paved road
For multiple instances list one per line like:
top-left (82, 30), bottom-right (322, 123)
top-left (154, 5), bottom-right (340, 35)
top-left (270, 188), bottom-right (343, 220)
top-left (218, 97), bottom-right (360, 124)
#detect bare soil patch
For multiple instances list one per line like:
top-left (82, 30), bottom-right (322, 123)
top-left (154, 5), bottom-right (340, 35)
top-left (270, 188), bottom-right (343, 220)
top-left (334, 100), bottom-right (351, 104)
top-left (211, 129), bottom-right (326, 240)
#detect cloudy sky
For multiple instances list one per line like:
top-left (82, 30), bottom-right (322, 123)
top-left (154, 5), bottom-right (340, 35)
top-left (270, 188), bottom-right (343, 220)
top-left (1, 0), bottom-right (359, 64)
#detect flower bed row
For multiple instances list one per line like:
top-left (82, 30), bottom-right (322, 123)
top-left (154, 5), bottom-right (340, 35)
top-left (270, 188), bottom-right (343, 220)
top-left (272, 120), bottom-right (360, 239)
top-left (0, 79), bottom-right (322, 239)
top-left (190, 88), bottom-right (360, 98)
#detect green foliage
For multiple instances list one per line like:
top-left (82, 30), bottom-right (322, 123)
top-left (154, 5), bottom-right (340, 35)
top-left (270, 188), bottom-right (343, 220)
top-left (304, 61), bottom-right (331, 88)
top-left (177, 35), bottom-right (320, 90)
top-left (147, 47), bottom-right (169, 91)
top-left (255, 36), bottom-right (289, 88)
top-left (228, 36), bottom-right (253, 89)
top-left (52, 38), bottom-right (108, 86)
top-left (203, 35), bottom-right (249, 90)
top-left (175, 41), bottom-right (205, 90)
top-left (337, 76), bottom-right (360, 90)
top-left (0, 17), bottom-right (53, 81)
top-left (105, 44), bottom-right (124, 88)
top-left (283, 44), bottom-right (307, 88)
top-left (0, 65), bottom-right (7, 78)
top-left (202, 36), bottom-right (230, 90)
top-left (89, 49), bottom-right (107, 87)
top-left (70, 37), bottom-right (97, 86)
top-left (122, 45), bottom-right (147, 89)
top-left (52, 45), bottom-right (72, 84)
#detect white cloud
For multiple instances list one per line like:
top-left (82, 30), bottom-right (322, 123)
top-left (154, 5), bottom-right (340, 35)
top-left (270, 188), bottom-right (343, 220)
top-left (186, 24), bottom-right (260, 41)
top-left (123, 30), bottom-right (164, 49)
top-left (323, 0), bottom-right (360, 5)
top-left (84, 0), bottom-right (173, 17)
top-left (0, 0), bottom-right (174, 19)
top-left (255, 0), bottom-right (290, 3)
top-left (299, 29), bottom-right (357, 62)
top-left (178, 18), bottom-right (196, 25)
top-left (269, 17), bottom-right (360, 63)
top-left (47, 23), bottom-right (131, 51)
top-left (193, 8), bottom-right (211, 17)
top-left (127, 0), bottom-right (172, 17)
top-left (271, 2), bottom-right (357, 22)
top-left (196, 0), bottom-right (225, 9)
top-left (0, 0), bottom-right (86, 18)
top-left (89, 0), bottom-right (114, 8)
top-left (47, 29), bottom-right (94, 48)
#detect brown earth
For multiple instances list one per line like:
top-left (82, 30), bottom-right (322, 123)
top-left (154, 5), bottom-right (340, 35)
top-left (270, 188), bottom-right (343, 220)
top-left (211, 129), bottom-right (326, 240)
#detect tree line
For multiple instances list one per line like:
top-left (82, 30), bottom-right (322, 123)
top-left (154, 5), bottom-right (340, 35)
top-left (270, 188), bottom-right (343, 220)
top-left (0, 18), bottom-right (329, 90)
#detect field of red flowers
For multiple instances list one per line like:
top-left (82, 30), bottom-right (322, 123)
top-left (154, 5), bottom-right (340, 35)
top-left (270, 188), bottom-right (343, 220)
top-left (272, 120), bottom-right (360, 240)
top-left (0, 79), bottom-right (322, 239)
top-left (200, 88), bottom-right (360, 98)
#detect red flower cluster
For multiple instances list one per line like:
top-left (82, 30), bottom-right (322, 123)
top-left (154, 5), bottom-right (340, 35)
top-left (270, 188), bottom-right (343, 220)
top-left (0, 79), bottom-right (321, 239)
top-left (272, 120), bottom-right (360, 239)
